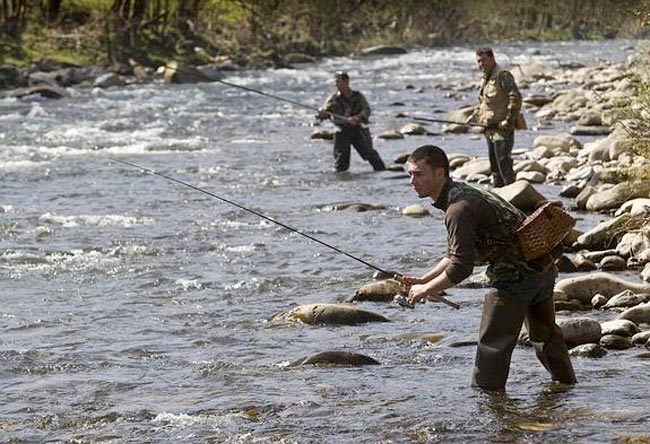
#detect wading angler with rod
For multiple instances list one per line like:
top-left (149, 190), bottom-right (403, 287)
top-left (108, 157), bottom-right (460, 309)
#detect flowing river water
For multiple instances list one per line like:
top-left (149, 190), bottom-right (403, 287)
top-left (1, 40), bottom-right (649, 443)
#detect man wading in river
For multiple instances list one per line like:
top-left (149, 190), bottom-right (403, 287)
top-left (316, 71), bottom-right (386, 172)
top-left (399, 145), bottom-right (576, 391)
top-left (467, 47), bottom-right (521, 188)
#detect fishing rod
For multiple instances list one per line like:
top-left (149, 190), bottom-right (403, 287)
top-left (403, 115), bottom-right (487, 128)
top-left (163, 64), bottom-right (349, 121)
top-left (108, 156), bottom-right (461, 310)
top-left (109, 156), bottom-right (389, 274)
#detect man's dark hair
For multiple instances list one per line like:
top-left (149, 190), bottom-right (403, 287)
top-left (335, 71), bottom-right (349, 81)
top-left (408, 145), bottom-right (450, 177)
top-left (476, 47), bottom-right (494, 58)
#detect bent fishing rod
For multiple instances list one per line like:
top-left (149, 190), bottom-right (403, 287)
top-left (402, 115), bottom-right (487, 128)
top-left (163, 64), bottom-right (348, 121)
top-left (108, 157), bottom-right (461, 310)
top-left (109, 156), bottom-right (389, 274)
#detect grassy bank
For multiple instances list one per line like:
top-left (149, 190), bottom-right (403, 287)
top-left (1, 0), bottom-right (649, 70)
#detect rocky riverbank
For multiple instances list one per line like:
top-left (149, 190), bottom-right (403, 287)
top-left (338, 47), bottom-right (650, 359)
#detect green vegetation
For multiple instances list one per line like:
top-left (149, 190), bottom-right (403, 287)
top-left (1, 0), bottom-right (649, 70)
top-left (622, 44), bottom-right (650, 179)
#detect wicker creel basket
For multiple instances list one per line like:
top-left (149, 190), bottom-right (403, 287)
top-left (516, 201), bottom-right (576, 262)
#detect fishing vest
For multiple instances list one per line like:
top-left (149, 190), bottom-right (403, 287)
top-left (324, 90), bottom-right (371, 127)
top-left (446, 181), bottom-right (541, 283)
top-left (477, 64), bottom-right (515, 126)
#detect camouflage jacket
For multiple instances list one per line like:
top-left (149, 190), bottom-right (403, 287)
top-left (321, 90), bottom-right (371, 128)
top-left (434, 180), bottom-right (542, 286)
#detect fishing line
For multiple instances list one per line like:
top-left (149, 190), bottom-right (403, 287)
top-left (163, 64), bottom-right (348, 121)
top-left (108, 157), bottom-right (393, 275)
top-left (108, 157), bottom-right (461, 309)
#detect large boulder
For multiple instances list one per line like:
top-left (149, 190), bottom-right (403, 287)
top-left (271, 303), bottom-right (390, 325)
top-left (585, 182), bottom-right (650, 212)
top-left (555, 272), bottom-right (650, 304)
top-left (491, 180), bottom-right (546, 213)
top-left (558, 317), bottom-right (602, 347)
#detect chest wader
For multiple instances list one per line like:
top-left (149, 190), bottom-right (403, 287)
top-left (485, 130), bottom-right (515, 187)
top-left (472, 270), bottom-right (576, 390)
top-left (447, 183), bottom-right (576, 390)
top-left (333, 126), bottom-right (386, 172)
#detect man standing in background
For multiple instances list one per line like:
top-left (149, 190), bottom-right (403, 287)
top-left (316, 71), bottom-right (386, 173)
top-left (467, 47), bottom-right (522, 187)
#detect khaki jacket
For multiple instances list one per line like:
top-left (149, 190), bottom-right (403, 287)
top-left (476, 64), bottom-right (521, 128)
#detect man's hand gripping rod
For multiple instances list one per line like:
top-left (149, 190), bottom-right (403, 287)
top-left (390, 273), bottom-right (460, 310)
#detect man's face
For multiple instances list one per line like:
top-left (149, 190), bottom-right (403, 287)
top-left (476, 53), bottom-right (495, 74)
top-left (335, 76), bottom-right (349, 91)
top-left (407, 159), bottom-right (446, 200)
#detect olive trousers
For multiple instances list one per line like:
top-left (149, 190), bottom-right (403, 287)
top-left (471, 270), bottom-right (577, 391)
top-left (333, 127), bottom-right (386, 172)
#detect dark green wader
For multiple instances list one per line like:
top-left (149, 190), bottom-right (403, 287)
top-left (471, 269), bottom-right (577, 391)
top-left (485, 131), bottom-right (515, 187)
top-left (333, 126), bottom-right (386, 172)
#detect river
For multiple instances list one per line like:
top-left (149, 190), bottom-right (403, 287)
top-left (1, 40), bottom-right (649, 443)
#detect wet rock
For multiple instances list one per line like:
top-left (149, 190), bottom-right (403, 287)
top-left (560, 184), bottom-right (582, 199)
top-left (5, 84), bottom-right (68, 99)
top-left (643, 263), bottom-right (650, 283)
top-left (399, 123), bottom-right (427, 135)
top-left (573, 254), bottom-right (597, 271)
top-left (360, 45), bottom-right (407, 56)
top-left (599, 334), bottom-right (633, 350)
top-left (352, 279), bottom-right (403, 302)
top-left (284, 53), bottom-right (317, 64)
top-left (577, 110), bottom-right (603, 126)
top-left (0, 65), bottom-right (27, 89)
top-left (272, 303), bottom-right (390, 325)
top-left (492, 180), bottom-right (546, 213)
top-left (393, 153), bottom-right (410, 164)
top-left (602, 290), bottom-right (650, 309)
top-left (554, 299), bottom-right (585, 311)
top-left (575, 185), bottom-right (597, 210)
top-left (401, 204), bottom-right (430, 217)
top-left (448, 153), bottom-right (471, 170)
top-left (598, 255), bottom-right (627, 271)
top-left (616, 231), bottom-right (650, 259)
top-left (310, 130), bottom-right (333, 140)
top-left (569, 343), bottom-right (607, 358)
top-left (516, 171), bottom-right (546, 183)
top-left (378, 129), bottom-right (405, 140)
top-left (569, 125), bottom-right (611, 136)
top-left (93, 72), bottom-right (125, 88)
top-left (319, 202), bottom-right (386, 212)
top-left (591, 293), bottom-right (608, 309)
top-left (533, 133), bottom-right (582, 154)
top-left (162, 61), bottom-right (219, 84)
top-left (287, 350), bottom-right (380, 367)
top-left (586, 182), bottom-right (650, 212)
top-left (600, 319), bottom-right (640, 337)
top-left (451, 158), bottom-right (491, 180)
top-left (554, 272), bottom-right (650, 304)
top-left (558, 317), bottom-right (602, 346)
top-left (574, 214), bottom-right (631, 250)
top-left (523, 93), bottom-right (552, 107)
top-left (617, 302), bottom-right (650, 324)
top-left (614, 198), bottom-right (650, 217)
top-left (631, 330), bottom-right (650, 345)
